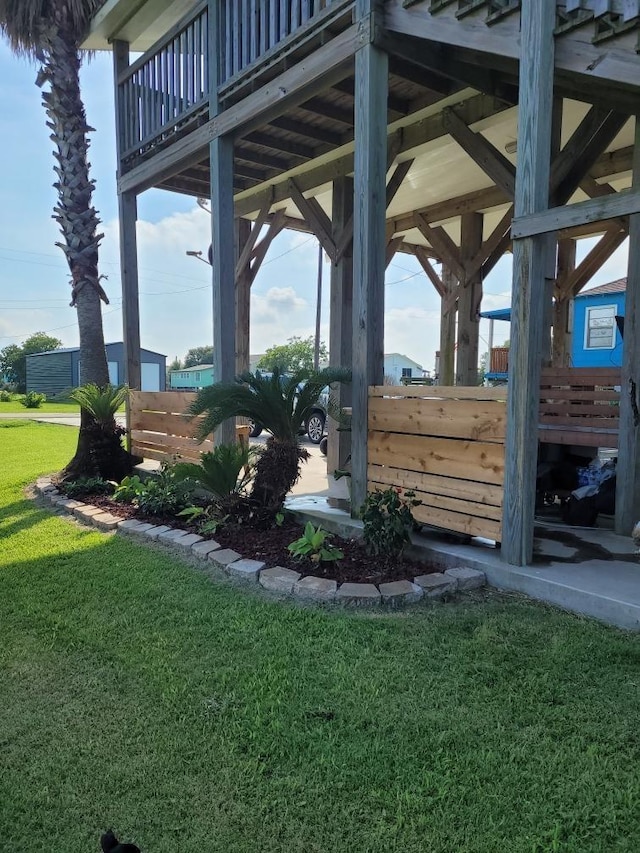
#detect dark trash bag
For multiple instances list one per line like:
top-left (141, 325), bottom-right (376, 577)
top-left (562, 494), bottom-right (599, 527)
top-left (561, 475), bottom-right (616, 527)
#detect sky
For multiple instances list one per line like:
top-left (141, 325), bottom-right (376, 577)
top-left (0, 41), bottom-right (631, 373)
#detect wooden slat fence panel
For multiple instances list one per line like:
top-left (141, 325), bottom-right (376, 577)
top-left (538, 367), bottom-right (621, 447)
top-left (129, 391), bottom-right (248, 463)
top-left (367, 387), bottom-right (506, 542)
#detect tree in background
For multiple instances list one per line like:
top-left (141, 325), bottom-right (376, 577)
top-left (0, 333), bottom-right (62, 391)
top-left (258, 336), bottom-right (328, 373)
top-left (0, 0), bottom-right (118, 480)
top-left (184, 346), bottom-right (214, 368)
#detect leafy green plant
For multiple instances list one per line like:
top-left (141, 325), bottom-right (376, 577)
top-left (188, 366), bottom-right (351, 512)
top-left (172, 443), bottom-right (253, 501)
top-left (21, 391), bottom-right (46, 409)
top-left (288, 521), bottom-right (344, 564)
top-left (177, 505), bottom-right (227, 535)
top-left (69, 383), bottom-right (128, 425)
top-left (361, 487), bottom-right (422, 559)
top-left (0, 390), bottom-right (11, 402)
top-left (113, 474), bottom-right (145, 503)
top-left (61, 477), bottom-right (114, 498)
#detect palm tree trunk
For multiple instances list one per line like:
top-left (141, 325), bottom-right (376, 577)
top-left (37, 14), bottom-right (130, 480)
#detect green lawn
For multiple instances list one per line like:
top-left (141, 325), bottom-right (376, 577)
top-left (0, 397), bottom-right (81, 413)
top-left (2, 421), bottom-right (640, 852)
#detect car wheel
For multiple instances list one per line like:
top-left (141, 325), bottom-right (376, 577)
top-left (306, 412), bottom-right (325, 444)
top-left (249, 421), bottom-right (263, 438)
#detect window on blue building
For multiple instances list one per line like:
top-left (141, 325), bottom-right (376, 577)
top-left (585, 305), bottom-right (616, 349)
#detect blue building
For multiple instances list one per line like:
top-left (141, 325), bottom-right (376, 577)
top-left (571, 279), bottom-right (625, 368)
top-left (26, 343), bottom-right (166, 397)
top-left (481, 278), bottom-right (626, 380)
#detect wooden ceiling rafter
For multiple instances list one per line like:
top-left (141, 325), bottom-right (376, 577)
top-left (442, 107), bottom-right (516, 198)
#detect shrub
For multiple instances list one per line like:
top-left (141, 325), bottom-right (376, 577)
top-left (0, 390), bottom-right (11, 402)
top-left (360, 487), bottom-right (421, 559)
top-left (21, 392), bottom-right (46, 409)
top-left (69, 383), bottom-right (128, 424)
top-left (172, 443), bottom-right (253, 502)
top-left (288, 521), bottom-right (344, 564)
top-left (61, 477), bottom-right (114, 498)
top-left (113, 465), bottom-right (194, 517)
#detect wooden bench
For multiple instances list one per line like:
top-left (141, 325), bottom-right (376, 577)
top-left (129, 391), bottom-right (249, 463)
top-left (538, 368), bottom-right (621, 449)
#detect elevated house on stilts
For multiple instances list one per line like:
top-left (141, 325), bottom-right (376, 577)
top-left (86, 0), bottom-right (640, 568)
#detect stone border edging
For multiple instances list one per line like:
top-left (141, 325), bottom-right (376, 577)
top-left (34, 478), bottom-right (486, 608)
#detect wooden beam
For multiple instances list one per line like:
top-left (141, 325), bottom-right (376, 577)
top-left (385, 0), bottom-right (640, 95)
top-left (351, 8), bottom-right (388, 513)
top-left (414, 212), bottom-right (465, 282)
top-left (616, 117), bottom-right (640, 535)
top-left (335, 157), bottom-right (413, 263)
top-left (289, 179), bottom-right (337, 262)
top-left (385, 236), bottom-right (404, 268)
top-left (245, 130), bottom-right (316, 160)
top-left (442, 107), bottom-right (516, 198)
top-left (299, 97), bottom-right (354, 128)
top-left (248, 209), bottom-right (286, 284)
top-left (114, 41), bottom-right (142, 405)
top-left (233, 92), bottom-right (511, 217)
top-left (327, 176), bottom-right (353, 477)
top-left (551, 110), bottom-right (629, 205)
top-left (235, 194), bottom-right (272, 279)
top-left (552, 239), bottom-right (576, 368)
top-left (439, 266), bottom-right (457, 386)
top-left (414, 246), bottom-right (445, 298)
top-left (235, 218), bottom-right (252, 374)
top-left (267, 116), bottom-right (343, 147)
top-left (456, 212), bottom-right (483, 386)
top-left (503, 0), bottom-right (556, 566)
top-left (209, 0), bottom-right (235, 445)
top-left (466, 205), bottom-right (514, 281)
top-left (512, 188), bottom-right (640, 239)
top-left (559, 226), bottom-right (628, 299)
top-left (388, 55), bottom-right (455, 96)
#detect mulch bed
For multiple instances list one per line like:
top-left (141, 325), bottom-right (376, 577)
top-left (77, 494), bottom-right (436, 585)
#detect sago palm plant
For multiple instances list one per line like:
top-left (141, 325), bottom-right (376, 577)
top-left (188, 366), bottom-right (351, 511)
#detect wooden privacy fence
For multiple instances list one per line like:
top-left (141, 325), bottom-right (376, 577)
top-left (368, 386), bottom-right (507, 542)
top-left (538, 367), bottom-right (621, 448)
top-left (129, 391), bottom-right (249, 463)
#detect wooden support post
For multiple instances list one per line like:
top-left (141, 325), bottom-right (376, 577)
top-left (502, 0), bottom-right (556, 566)
top-left (351, 0), bottom-right (388, 513)
top-left (327, 176), bottom-right (354, 479)
top-left (209, 0), bottom-right (235, 445)
top-left (456, 213), bottom-right (483, 386)
top-left (440, 266), bottom-right (457, 386)
top-left (616, 117), bottom-right (640, 536)
top-left (235, 218), bottom-right (252, 375)
top-left (542, 98), bottom-right (564, 367)
top-left (113, 41), bottom-right (141, 452)
top-left (118, 192), bottom-right (141, 393)
top-left (552, 239), bottom-right (576, 367)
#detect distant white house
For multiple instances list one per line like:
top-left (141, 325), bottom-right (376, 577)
top-left (383, 353), bottom-right (424, 384)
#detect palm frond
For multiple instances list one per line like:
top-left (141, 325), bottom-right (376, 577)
top-left (70, 383), bottom-right (128, 425)
top-left (188, 366), bottom-right (351, 443)
top-left (0, 0), bottom-right (103, 54)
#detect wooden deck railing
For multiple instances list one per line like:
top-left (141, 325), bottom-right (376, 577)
top-left (538, 367), bottom-right (621, 448)
top-left (118, 1), bottom-right (209, 160)
top-left (117, 0), bottom-right (351, 161)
